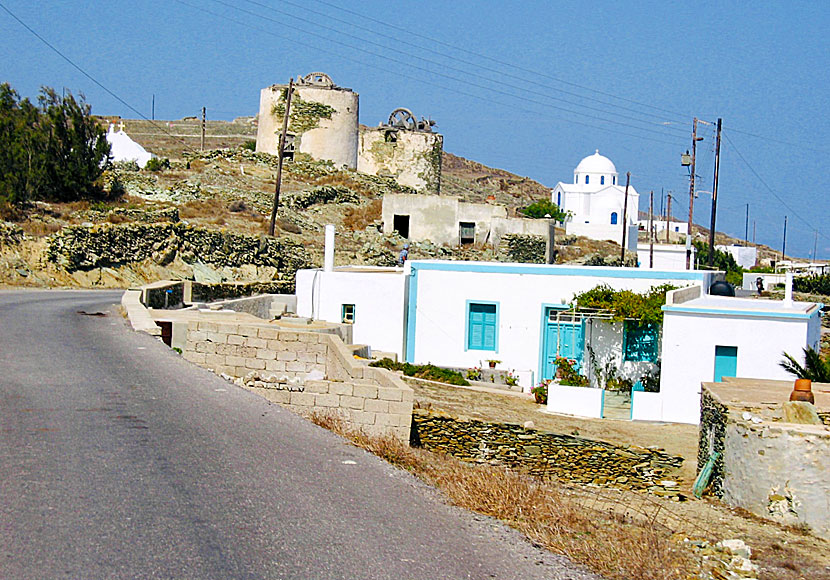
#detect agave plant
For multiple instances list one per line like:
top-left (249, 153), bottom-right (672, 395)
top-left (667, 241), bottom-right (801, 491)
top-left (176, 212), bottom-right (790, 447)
top-left (779, 347), bottom-right (830, 383)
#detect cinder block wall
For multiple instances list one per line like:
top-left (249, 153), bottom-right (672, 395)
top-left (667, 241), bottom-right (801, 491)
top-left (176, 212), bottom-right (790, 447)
top-left (183, 321), bottom-right (413, 440)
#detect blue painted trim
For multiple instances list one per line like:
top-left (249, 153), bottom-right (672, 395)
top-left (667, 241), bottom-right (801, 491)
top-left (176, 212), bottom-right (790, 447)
top-left (408, 261), bottom-right (708, 281)
top-left (601, 389), bottom-right (606, 418)
top-left (404, 269), bottom-right (418, 362)
top-left (465, 299), bottom-right (500, 353)
top-left (662, 305), bottom-right (814, 320)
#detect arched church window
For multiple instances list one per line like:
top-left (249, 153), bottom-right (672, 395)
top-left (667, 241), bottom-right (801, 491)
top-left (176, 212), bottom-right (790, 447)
top-left (610, 212), bottom-right (618, 225)
top-left (601, 176), bottom-right (605, 185)
top-left (585, 175), bottom-right (590, 184)
top-left (557, 192), bottom-right (561, 206)
top-left (613, 176), bottom-right (616, 185)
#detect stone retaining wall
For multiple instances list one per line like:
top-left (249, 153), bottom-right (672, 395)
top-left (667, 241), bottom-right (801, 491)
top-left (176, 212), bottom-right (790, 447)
top-left (183, 320), bottom-right (413, 440)
top-left (411, 410), bottom-right (684, 495)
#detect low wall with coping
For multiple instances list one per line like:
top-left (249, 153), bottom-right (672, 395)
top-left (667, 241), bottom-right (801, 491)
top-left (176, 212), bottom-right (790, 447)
top-left (183, 320), bottom-right (413, 440)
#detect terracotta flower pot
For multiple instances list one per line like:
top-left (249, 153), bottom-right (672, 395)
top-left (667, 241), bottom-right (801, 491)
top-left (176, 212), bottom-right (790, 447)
top-left (790, 378), bottom-right (815, 404)
top-left (488, 361), bottom-right (496, 368)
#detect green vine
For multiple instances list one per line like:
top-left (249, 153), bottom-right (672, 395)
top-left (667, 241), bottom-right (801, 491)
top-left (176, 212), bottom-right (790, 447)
top-left (571, 283), bottom-right (678, 325)
top-left (272, 91), bottom-right (336, 135)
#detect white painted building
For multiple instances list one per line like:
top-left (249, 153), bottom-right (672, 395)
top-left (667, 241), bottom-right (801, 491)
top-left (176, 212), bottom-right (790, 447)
top-left (636, 243), bottom-right (694, 270)
top-left (552, 151), bottom-right (639, 251)
top-left (657, 285), bottom-right (822, 423)
top-left (638, 218), bottom-right (688, 236)
top-left (716, 245), bottom-right (757, 269)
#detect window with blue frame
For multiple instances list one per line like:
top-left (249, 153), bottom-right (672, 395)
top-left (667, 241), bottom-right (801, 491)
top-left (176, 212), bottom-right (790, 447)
top-left (467, 302), bottom-right (498, 351)
top-left (601, 175), bottom-right (605, 185)
top-left (585, 175), bottom-right (590, 184)
top-left (623, 321), bottom-right (659, 362)
top-left (610, 212), bottom-right (618, 225)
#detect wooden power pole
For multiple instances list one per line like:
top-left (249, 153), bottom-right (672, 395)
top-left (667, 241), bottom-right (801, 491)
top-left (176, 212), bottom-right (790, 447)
top-left (707, 118), bottom-right (722, 269)
top-left (269, 79), bottom-right (294, 237)
top-left (648, 190), bottom-right (654, 268)
top-left (200, 107), bottom-right (206, 151)
top-left (620, 171), bottom-right (631, 265)
top-left (665, 194), bottom-right (673, 243)
top-left (686, 117), bottom-right (700, 269)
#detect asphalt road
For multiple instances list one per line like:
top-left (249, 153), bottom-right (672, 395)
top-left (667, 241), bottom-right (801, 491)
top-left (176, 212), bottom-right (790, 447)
top-left (0, 290), bottom-right (599, 580)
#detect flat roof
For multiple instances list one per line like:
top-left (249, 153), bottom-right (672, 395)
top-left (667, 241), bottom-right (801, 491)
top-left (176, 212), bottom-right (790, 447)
top-left (664, 295), bottom-right (820, 318)
top-left (409, 260), bottom-right (717, 280)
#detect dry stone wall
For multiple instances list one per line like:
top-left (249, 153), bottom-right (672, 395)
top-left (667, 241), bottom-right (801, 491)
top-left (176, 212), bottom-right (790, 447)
top-left (412, 411), bottom-right (684, 496)
top-left (183, 320), bottom-right (413, 440)
top-left (498, 233), bottom-right (545, 263)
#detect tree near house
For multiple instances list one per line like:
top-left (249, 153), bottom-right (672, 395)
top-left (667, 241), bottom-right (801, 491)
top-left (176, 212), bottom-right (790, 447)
top-left (779, 347), bottom-right (830, 383)
top-left (0, 83), bottom-right (111, 210)
top-left (520, 199), bottom-right (568, 222)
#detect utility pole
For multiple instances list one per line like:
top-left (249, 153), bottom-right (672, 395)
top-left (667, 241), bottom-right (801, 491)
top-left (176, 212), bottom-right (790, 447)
top-left (152, 94), bottom-right (155, 121)
top-left (648, 190), bottom-right (654, 268)
top-left (685, 117), bottom-right (702, 269)
top-left (744, 204), bottom-right (749, 246)
top-left (753, 221), bottom-right (756, 245)
top-left (620, 171), bottom-right (631, 265)
top-left (665, 194), bottom-right (673, 243)
top-left (707, 118), bottom-right (722, 269)
top-left (813, 230), bottom-right (819, 262)
top-left (269, 79), bottom-right (294, 237)
top-left (781, 215), bottom-right (788, 264)
top-left (200, 107), bottom-right (206, 151)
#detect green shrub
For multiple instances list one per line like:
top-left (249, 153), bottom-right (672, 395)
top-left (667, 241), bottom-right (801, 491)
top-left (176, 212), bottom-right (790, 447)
top-left (241, 139), bottom-right (256, 151)
top-left (520, 199), bottom-right (568, 222)
top-left (369, 358), bottom-right (470, 386)
top-left (145, 157), bottom-right (170, 172)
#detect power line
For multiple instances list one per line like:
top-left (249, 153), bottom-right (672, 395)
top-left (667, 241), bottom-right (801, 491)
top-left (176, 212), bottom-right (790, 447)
top-left (306, 0), bottom-right (695, 123)
top-left (240, 0), bottom-right (690, 131)
top-left (206, 0), bottom-right (688, 141)
top-left (0, 1), bottom-right (199, 155)
top-left (723, 132), bottom-right (830, 244)
top-left (172, 0), bottom-right (685, 147)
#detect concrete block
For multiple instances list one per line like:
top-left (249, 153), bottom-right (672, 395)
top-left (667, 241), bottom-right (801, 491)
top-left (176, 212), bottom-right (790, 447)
top-left (195, 341), bottom-right (215, 354)
top-left (258, 389), bottom-right (290, 404)
top-left (240, 347), bottom-right (257, 358)
top-left (374, 413), bottom-right (397, 426)
top-left (217, 323), bottom-right (239, 335)
top-left (277, 350), bottom-right (297, 362)
top-left (266, 339), bottom-right (283, 351)
top-left (189, 330), bottom-right (207, 342)
top-left (286, 361), bottom-right (305, 373)
top-left (298, 351), bottom-right (318, 363)
top-left (265, 360), bottom-right (286, 372)
top-left (377, 387), bottom-right (403, 402)
top-left (395, 414), bottom-right (413, 428)
top-left (245, 358), bottom-right (266, 370)
top-left (299, 332), bottom-right (317, 343)
top-left (205, 354), bottom-right (225, 367)
top-left (256, 349), bottom-right (277, 360)
top-left (388, 401), bottom-right (413, 415)
top-left (352, 410), bottom-right (376, 425)
top-left (186, 321), bottom-right (199, 332)
top-left (238, 326), bottom-right (257, 338)
top-left (234, 366), bottom-right (248, 377)
top-left (290, 392), bottom-right (315, 407)
top-left (340, 396), bottom-right (365, 410)
top-left (365, 399), bottom-right (389, 414)
top-left (245, 337), bottom-right (267, 349)
top-left (316, 354), bottom-right (327, 364)
top-left (279, 332), bottom-right (299, 342)
top-left (183, 351), bottom-right (206, 364)
top-left (329, 383), bottom-right (353, 396)
top-left (314, 393), bottom-right (340, 408)
top-left (353, 384), bottom-right (378, 399)
top-left (206, 332), bottom-right (226, 344)
top-left (226, 355), bottom-right (246, 367)
top-left (305, 381), bottom-right (330, 394)
top-left (308, 343), bottom-right (327, 354)
top-left (258, 327), bottom-right (279, 340)
top-left (215, 343), bottom-right (237, 356)
top-left (401, 389), bottom-right (414, 403)
top-left (227, 334), bottom-right (244, 345)
top-left (306, 364), bottom-right (326, 374)
top-left (198, 322), bottom-right (219, 333)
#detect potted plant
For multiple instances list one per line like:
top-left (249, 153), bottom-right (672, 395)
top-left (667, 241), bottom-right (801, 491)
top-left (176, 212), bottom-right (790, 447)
top-left (532, 380), bottom-right (550, 404)
top-left (466, 366), bottom-right (482, 381)
top-left (486, 359), bottom-right (501, 369)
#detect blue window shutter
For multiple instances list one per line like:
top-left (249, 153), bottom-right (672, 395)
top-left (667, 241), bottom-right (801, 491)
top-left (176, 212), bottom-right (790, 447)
top-left (468, 303), bottom-right (497, 351)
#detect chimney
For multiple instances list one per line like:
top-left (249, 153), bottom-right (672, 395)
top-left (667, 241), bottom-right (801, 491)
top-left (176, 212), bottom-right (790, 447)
top-left (324, 224), bottom-right (335, 272)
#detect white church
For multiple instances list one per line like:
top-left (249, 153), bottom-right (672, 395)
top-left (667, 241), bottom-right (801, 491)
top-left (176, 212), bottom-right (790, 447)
top-left (552, 150), bottom-right (639, 251)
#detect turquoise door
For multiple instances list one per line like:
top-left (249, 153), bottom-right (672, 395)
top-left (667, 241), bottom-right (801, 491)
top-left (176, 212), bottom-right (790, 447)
top-left (714, 346), bottom-right (738, 382)
top-left (542, 310), bottom-right (584, 380)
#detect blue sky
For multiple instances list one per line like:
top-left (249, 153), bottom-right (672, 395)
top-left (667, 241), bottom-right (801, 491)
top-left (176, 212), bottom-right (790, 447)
top-left (2, 1), bottom-right (828, 259)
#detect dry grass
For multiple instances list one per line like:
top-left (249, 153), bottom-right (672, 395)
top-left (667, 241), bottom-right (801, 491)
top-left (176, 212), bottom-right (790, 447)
top-left (179, 198), bottom-right (229, 220)
top-left (308, 412), bottom-right (697, 580)
top-left (343, 199), bottom-right (382, 231)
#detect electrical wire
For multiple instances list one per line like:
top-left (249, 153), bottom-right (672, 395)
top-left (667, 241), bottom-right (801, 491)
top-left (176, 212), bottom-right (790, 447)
top-left (172, 0), bottom-right (686, 147)
top-left (0, 1), bottom-right (201, 156)
top-left (238, 0), bottom-right (691, 132)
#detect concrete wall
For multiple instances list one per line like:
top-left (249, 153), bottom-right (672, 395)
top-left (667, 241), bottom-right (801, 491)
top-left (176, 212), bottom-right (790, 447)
top-left (256, 84), bottom-right (359, 169)
top-left (381, 194), bottom-right (506, 246)
top-left (182, 320), bottom-right (412, 440)
top-left (660, 305), bottom-right (818, 424)
top-left (295, 267), bottom-right (407, 358)
top-left (716, 245), bottom-right (757, 269)
top-left (357, 129), bottom-right (442, 193)
top-left (742, 272), bottom-right (785, 292)
top-left (408, 263), bottom-right (713, 383)
top-left (566, 222), bottom-right (638, 251)
top-left (490, 217), bottom-right (550, 247)
top-left (636, 243), bottom-right (693, 270)
top-left (700, 383), bottom-right (830, 540)
top-left (546, 384), bottom-right (604, 418)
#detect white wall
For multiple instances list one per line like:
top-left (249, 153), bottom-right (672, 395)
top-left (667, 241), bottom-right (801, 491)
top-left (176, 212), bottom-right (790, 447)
top-left (409, 264), bottom-right (710, 379)
top-left (546, 384), bottom-right (604, 418)
top-left (583, 320), bottom-right (656, 388)
top-left (716, 245), bottom-right (757, 269)
top-left (660, 310), bottom-right (814, 424)
top-left (295, 268), bottom-right (407, 357)
top-left (637, 244), bottom-right (693, 270)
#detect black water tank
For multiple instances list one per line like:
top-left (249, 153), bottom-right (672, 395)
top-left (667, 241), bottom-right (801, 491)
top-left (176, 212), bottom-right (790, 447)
top-left (709, 280), bottom-right (735, 297)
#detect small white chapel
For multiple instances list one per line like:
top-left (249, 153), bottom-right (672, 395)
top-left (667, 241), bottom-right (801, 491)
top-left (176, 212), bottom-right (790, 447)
top-left (551, 150), bottom-right (639, 250)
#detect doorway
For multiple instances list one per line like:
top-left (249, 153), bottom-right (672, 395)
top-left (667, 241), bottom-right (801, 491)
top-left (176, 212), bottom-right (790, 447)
top-left (393, 214), bottom-right (410, 239)
top-left (714, 345), bottom-right (738, 382)
top-left (541, 309), bottom-right (584, 381)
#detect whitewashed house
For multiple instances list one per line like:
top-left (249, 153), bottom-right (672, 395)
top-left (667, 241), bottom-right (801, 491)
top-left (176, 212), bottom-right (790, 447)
top-left (552, 151), bottom-right (639, 250)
